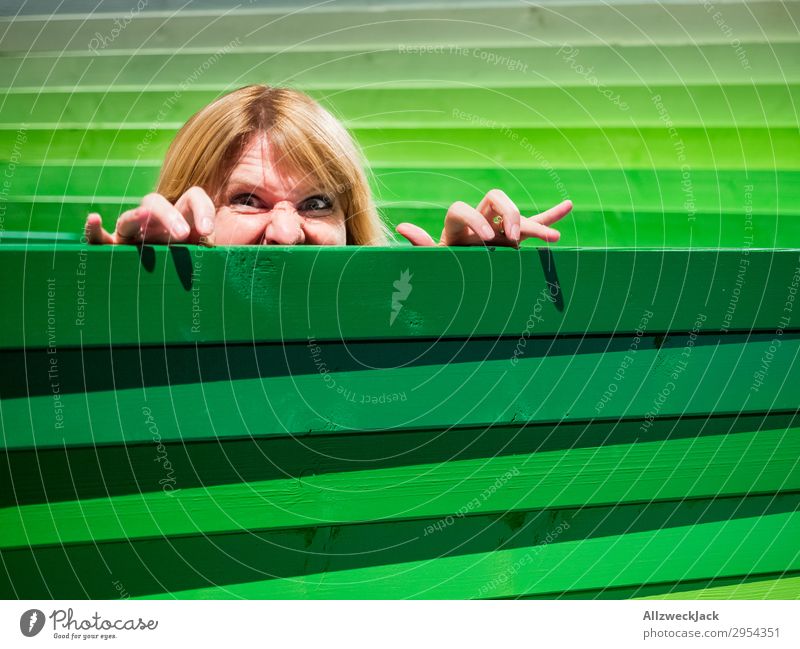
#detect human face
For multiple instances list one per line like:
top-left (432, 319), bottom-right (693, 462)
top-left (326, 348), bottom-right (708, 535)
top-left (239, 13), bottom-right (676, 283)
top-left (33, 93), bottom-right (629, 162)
top-left (213, 134), bottom-right (347, 246)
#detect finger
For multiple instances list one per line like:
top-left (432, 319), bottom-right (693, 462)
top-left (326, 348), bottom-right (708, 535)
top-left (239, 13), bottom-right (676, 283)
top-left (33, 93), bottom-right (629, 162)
top-left (115, 206), bottom-right (174, 244)
top-left (198, 232), bottom-right (216, 247)
top-left (477, 189), bottom-right (522, 243)
top-left (532, 199), bottom-right (573, 226)
top-left (175, 186), bottom-right (215, 237)
top-left (84, 213), bottom-right (116, 245)
top-left (443, 201), bottom-right (497, 245)
top-left (395, 222), bottom-right (437, 247)
top-left (520, 218), bottom-right (561, 243)
top-left (114, 207), bottom-right (148, 242)
top-left (137, 193), bottom-right (191, 240)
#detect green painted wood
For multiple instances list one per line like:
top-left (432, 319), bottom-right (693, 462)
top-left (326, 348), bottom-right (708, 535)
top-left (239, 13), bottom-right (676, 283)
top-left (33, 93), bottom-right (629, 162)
top-left (5, 412), bottom-right (794, 507)
top-left (3, 246), bottom-right (799, 352)
top-left (3, 493), bottom-right (797, 599)
top-left (3, 165), bottom-right (799, 216)
top-left (1, 3), bottom-right (796, 249)
top-left (3, 85), bottom-right (799, 127)
top-left (3, 244), bottom-right (794, 598)
top-left (3, 164), bottom-right (798, 247)
top-left (2, 417), bottom-right (798, 547)
top-left (4, 0), bottom-right (448, 13)
top-left (636, 575), bottom-right (800, 600)
top-left (1, 0), bottom-right (797, 602)
top-left (1, 3), bottom-right (793, 53)
top-left (2, 43), bottom-right (796, 89)
top-left (3, 127), bottom-right (797, 168)
top-left (517, 572), bottom-right (800, 599)
top-left (3, 332), bottom-right (800, 449)
top-left (126, 495), bottom-right (800, 599)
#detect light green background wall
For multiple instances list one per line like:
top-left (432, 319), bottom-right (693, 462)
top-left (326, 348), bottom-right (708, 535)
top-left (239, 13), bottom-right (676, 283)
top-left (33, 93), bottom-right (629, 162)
top-left (1, 0), bottom-right (798, 245)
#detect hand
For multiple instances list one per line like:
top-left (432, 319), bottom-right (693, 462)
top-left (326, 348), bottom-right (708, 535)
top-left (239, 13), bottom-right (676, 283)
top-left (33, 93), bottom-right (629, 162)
top-left (84, 186), bottom-right (216, 245)
top-left (395, 189), bottom-right (572, 248)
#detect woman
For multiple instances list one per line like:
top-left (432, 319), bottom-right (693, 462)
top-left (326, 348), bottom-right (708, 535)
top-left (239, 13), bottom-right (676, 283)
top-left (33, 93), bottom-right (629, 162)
top-left (84, 85), bottom-right (572, 247)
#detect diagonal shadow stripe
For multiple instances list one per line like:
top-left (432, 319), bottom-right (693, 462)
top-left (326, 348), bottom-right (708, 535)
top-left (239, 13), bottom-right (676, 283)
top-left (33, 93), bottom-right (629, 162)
top-left (0, 331), bottom-right (775, 400)
top-left (3, 411), bottom-right (797, 506)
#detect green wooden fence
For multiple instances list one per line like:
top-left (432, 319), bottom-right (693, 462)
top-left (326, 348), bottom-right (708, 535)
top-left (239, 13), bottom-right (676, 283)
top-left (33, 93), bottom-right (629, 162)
top-left (1, 0), bottom-right (799, 599)
top-left (1, 245), bottom-right (799, 598)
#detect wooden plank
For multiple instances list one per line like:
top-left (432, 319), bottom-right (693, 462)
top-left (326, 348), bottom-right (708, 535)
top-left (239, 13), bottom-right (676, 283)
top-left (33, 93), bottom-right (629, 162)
top-left (2, 43), bottom-right (794, 89)
top-left (0, 0), bottom-right (787, 15)
top-left (2, 494), bottom-right (797, 599)
top-left (378, 208), bottom-right (800, 249)
top-left (3, 166), bottom-right (798, 217)
top-left (2, 333), bottom-right (800, 449)
top-left (3, 126), bottom-right (797, 168)
top-left (2, 246), bottom-right (799, 350)
top-left (2, 418), bottom-right (798, 545)
top-left (636, 574), bottom-right (800, 600)
top-left (1, 0), bottom-right (436, 15)
top-left (517, 572), bottom-right (800, 599)
top-left (4, 85), bottom-right (799, 128)
top-left (1, 3), bottom-right (793, 53)
top-left (1, 0), bottom-right (456, 15)
top-left (127, 495), bottom-right (800, 599)
top-left (368, 168), bottom-right (800, 217)
top-left (4, 164), bottom-right (798, 247)
top-left (5, 412), bottom-right (794, 506)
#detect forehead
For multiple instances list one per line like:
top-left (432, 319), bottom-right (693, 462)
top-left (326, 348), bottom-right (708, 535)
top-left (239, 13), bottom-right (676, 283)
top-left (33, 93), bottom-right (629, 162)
top-left (227, 134), bottom-right (320, 195)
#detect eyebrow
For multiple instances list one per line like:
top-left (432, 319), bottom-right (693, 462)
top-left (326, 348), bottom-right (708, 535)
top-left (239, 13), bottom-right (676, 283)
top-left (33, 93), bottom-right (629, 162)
top-left (225, 177), bottom-right (264, 191)
top-left (226, 178), bottom-right (333, 198)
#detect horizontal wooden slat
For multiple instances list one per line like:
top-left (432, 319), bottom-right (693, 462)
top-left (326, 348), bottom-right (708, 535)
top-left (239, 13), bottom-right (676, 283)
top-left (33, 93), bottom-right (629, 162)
top-left (3, 166), bottom-right (799, 216)
top-left (3, 166), bottom-right (798, 247)
top-left (7, 203), bottom-right (800, 248)
top-left (2, 127), bottom-right (797, 167)
top-left (5, 412), bottom-right (794, 506)
top-left (636, 574), bottom-right (800, 600)
top-left (2, 415), bottom-right (798, 545)
top-left (2, 494), bottom-right (797, 599)
top-left (2, 42), bottom-right (794, 89)
top-left (129, 495), bottom-right (800, 599)
top-left (3, 331), bottom-right (800, 449)
top-left (0, 0), bottom-right (470, 15)
top-left (0, 0), bottom-right (787, 17)
top-left (3, 85), bottom-right (798, 128)
top-left (519, 572), bottom-right (800, 599)
top-left (2, 246), bottom-right (798, 351)
top-left (1, 3), bottom-right (794, 54)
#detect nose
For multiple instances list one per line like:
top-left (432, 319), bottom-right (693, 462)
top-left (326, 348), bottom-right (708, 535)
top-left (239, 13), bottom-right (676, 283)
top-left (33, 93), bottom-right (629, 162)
top-left (261, 201), bottom-right (305, 245)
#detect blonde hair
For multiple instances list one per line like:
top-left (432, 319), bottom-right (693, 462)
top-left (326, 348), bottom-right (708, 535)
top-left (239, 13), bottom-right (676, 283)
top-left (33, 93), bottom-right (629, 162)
top-left (156, 85), bottom-right (392, 245)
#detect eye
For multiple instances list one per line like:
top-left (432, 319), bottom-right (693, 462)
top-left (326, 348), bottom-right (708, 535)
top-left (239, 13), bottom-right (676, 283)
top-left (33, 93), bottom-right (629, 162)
top-left (231, 193), bottom-right (263, 209)
top-left (298, 195), bottom-right (333, 213)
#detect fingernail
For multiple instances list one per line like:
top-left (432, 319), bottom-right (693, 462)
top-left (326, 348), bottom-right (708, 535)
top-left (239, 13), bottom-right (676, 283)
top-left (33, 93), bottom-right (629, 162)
top-left (203, 217), bottom-right (214, 233)
top-left (174, 221), bottom-right (190, 238)
top-left (511, 224), bottom-right (520, 240)
top-left (482, 225), bottom-right (495, 239)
